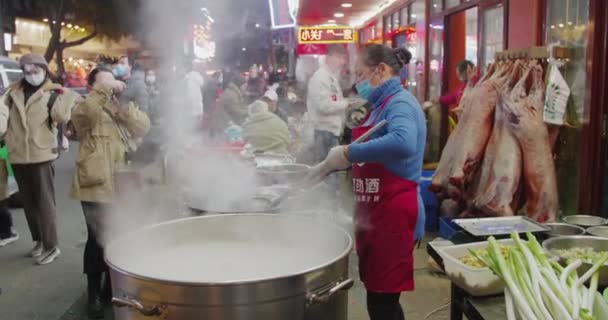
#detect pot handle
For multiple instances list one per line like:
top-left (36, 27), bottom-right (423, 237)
top-left (112, 297), bottom-right (165, 317)
top-left (307, 278), bottom-right (354, 305)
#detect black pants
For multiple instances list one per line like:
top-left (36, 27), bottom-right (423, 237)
top-left (81, 202), bottom-right (108, 275)
top-left (0, 199), bottom-right (12, 236)
top-left (367, 291), bottom-right (405, 320)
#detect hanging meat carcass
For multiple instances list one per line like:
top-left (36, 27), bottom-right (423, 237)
top-left (502, 64), bottom-right (558, 222)
top-left (472, 62), bottom-right (527, 216)
top-left (431, 62), bottom-right (512, 201)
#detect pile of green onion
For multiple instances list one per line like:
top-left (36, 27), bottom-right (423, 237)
top-left (472, 232), bottom-right (608, 320)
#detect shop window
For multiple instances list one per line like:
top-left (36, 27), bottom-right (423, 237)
top-left (407, 0), bottom-right (426, 103)
top-left (545, 0), bottom-right (589, 215)
top-left (431, 0), bottom-right (442, 13)
top-left (481, 5), bottom-right (504, 69)
top-left (393, 12), bottom-right (400, 30)
top-left (400, 6), bottom-right (409, 27)
top-left (410, 0), bottom-right (425, 25)
top-left (446, 0), bottom-right (461, 9)
top-left (465, 8), bottom-right (478, 65)
top-left (384, 16), bottom-right (392, 35)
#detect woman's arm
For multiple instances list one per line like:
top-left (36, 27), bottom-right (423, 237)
top-left (347, 102), bottom-right (419, 163)
top-left (71, 84), bottom-right (113, 133)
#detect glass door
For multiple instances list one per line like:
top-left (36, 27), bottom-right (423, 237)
top-left (480, 3), bottom-right (505, 70)
top-left (425, 17), bottom-right (445, 163)
top-left (545, 0), bottom-right (589, 216)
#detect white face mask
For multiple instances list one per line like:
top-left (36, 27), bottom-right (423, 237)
top-left (25, 72), bottom-right (46, 86)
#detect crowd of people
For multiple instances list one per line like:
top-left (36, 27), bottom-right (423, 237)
top-left (0, 43), bottom-right (431, 320)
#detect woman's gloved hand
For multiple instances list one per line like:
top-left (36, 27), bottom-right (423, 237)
top-left (306, 146), bottom-right (351, 185)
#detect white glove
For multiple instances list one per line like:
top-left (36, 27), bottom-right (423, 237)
top-left (306, 146), bottom-right (350, 185)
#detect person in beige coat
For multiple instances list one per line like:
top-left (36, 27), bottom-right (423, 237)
top-left (0, 53), bottom-right (79, 265)
top-left (70, 67), bottom-right (150, 319)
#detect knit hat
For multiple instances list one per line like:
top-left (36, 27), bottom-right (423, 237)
top-left (20, 53), bottom-right (49, 69)
top-left (263, 89), bottom-right (278, 102)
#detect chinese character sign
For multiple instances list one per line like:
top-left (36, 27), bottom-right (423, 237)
top-left (353, 178), bottom-right (382, 203)
top-left (298, 27), bottom-right (358, 44)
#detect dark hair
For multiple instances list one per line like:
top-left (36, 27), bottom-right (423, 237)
top-left (118, 55), bottom-right (130, 65)
top-left (87, 66), bottom-right (113, 86)
top-left (327, 44), bottom-right (347, 57)
top-left (362, 45), bottom-right (412, 74)
top-left (457, 60), bottom-right (475, 75)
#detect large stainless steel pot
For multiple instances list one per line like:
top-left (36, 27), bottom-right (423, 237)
top-left (106, 214), bottom-right (353, 320)
top-left (256, 164), bottom-right (310, 186)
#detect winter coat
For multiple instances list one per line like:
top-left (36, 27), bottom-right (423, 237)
top-left (0, 80), bottom-right (79, 164)
top-left (214, 83), bottom-right (248, 132)
top-left (242, 109), bottom-right (290, 155)
top-left (185, 71), bottom-right (205, 117)
top-left (306, 64), bottom-right (349, 136)
top-left (123, 71), bottom-right (150, 113)
top-left (70, 83), bottom-right (151, 203)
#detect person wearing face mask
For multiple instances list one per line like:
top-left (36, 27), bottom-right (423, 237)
top-left (144, 69), bottom-right (160, 116)
top-left (112, 56), bottom-right (150, 113)
top-left (432, 60), bottom-right (479, 113)
top-left (307, 45), bottom-right (427, 320)
top-left (306, 44), bottom-right (351, 164)
top-left (71, 67), bottom-right (150, 318)
top-left (0, 53), bottom-right (79, 265)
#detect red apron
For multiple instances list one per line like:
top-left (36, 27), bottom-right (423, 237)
top-left (352, 94), bottom-right (418, 293)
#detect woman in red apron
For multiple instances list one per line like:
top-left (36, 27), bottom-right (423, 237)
top-left (309, 45), bottom-right (427, 320)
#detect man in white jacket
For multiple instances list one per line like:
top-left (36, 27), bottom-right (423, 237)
top-left (185, 69), bottom-right (205, 120)
top-left (306, 45), bottom-right (349, 163)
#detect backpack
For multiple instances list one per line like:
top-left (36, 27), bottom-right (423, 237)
top-left (45, 91), bottom-right (69, 155)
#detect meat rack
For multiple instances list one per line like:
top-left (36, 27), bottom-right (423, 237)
top-left (495, 46), bottom-right (571, 61)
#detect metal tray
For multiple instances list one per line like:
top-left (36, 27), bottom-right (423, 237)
top-left (453, 216), bottom-right (551, 237)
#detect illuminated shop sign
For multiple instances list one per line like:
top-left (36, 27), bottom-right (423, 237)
top-left (298, 27), bottom-right (357, 44)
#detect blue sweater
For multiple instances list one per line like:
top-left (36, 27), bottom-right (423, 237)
top-left (348, 78), bottom-right (426, 182)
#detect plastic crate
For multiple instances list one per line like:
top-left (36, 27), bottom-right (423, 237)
top-left (439, 217), bottom-right (460, 240)
top-left (420, 170), bottom-right (439, 232)
top-left (425, 204), bottom-right (439, 232)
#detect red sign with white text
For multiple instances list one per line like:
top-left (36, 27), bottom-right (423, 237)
top-left (298, 27), bottom-right (357, 44)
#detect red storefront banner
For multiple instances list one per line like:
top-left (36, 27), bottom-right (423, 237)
top-left (296, 43), bottom-right (327, 55)
top-left (298, 27), bottom-right (358, 44)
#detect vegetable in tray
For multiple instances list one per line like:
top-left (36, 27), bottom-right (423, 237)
top-left (553, 247), bottom-right (608, 265)
top-left (473, 232), bottom-right (608, 320)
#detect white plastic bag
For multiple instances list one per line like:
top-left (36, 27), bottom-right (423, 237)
top-left (543, 65), bottom-right (570, 125)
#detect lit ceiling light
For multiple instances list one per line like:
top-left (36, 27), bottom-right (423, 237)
top-left (61, 22), bottom-right (65, 26)
top-left (568, 21), bottom-right (573, 26)
top-left (411, 14), bottom-right (417, 18)
top-left (551, 25), bottom-right (555, 29)
top-left (433, 4), bottom-right (438, 8)
top-left (67, 24), bottom-right (73, 28)
top-left (75, 25), bottom-right (80, 29)
top-left (242, 47), bottom-right (247, 51)
top-left (255, 23), bottom-right (261, 28)
top-left (558, 23), bottom-right (564, 28)
top-left (52, 20), bottom-right (56, 24)
top-left (334, 12), bottom-right (345, 18)
top-left (341, 3), bottom-right (352, 8)
top-left (328, 19), bottom-right (336, 23)
top-left (43, 18), bottom-right (49, 22)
